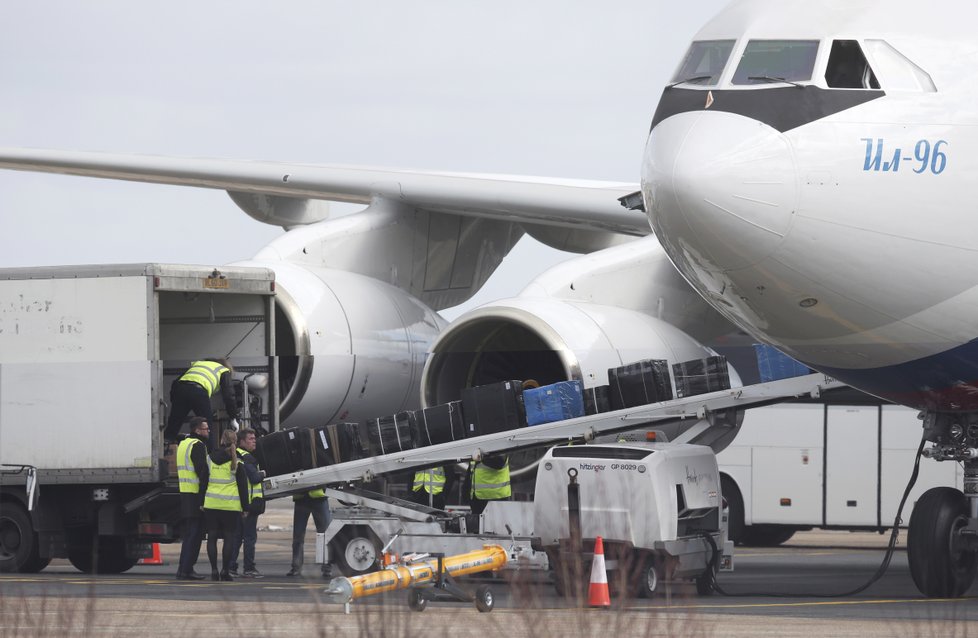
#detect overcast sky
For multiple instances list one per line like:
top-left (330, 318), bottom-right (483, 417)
top-left (0, 1), bottom-right (728, 317)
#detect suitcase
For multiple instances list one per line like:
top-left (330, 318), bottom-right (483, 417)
top-left (365, 412), bottom-right (416, 455)
top-left (523, 380), bottom-right (585, 425)
top-left (323, 422), bottom-right (370, 465)
top-left (255, 428), bottom-right (304, 477)
top-left (460, 379), bottom-right (527, 436)
top-left (608, 359), bottom-right (673, 410)
top-left (297, 425), bottom-right (331, 469)
top-left (672, 355), bottom-right (731, 398)
top-left (583, 384), bottom-right (611, 415)
top-left (412, 401), bottom-right (466, 447)
top-left (754, 344), bottom-right (810, 382)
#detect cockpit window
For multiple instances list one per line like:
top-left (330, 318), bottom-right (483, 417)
top-left (671, 40), bottom-right (735, 86)
top-left (731, 40), bottom-right (819, 85)
top-left (859, 40), bottom-right (930, 91)
top-left (826, 40), bottom-right (880, 89)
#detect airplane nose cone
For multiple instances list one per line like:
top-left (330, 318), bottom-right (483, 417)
top-left (642, 111), bottom-right (797, 273)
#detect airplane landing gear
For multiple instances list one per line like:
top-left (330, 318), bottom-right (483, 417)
top-left (907, 486), bottom-right (977, 597)
top-left (910, 412), bottom-right (978, 598)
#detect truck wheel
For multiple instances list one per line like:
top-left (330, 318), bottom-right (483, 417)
top-left (695, 560), bottom-right (718, 596)
top-left (407, 588), bottom-right (427, 612)
top-left (331, 527), bottom-right (380, 577)
top-left (474, 584), bottom-right (494, 612)
top-left (635, 557), bottom-right (660, 598)
top-left (720, 476), bottom-right (745, 545)
top-left (67, 532), bottom-right (138, 574)
top-left (908, 487), bottom-right (977, 598)
top-left (0, 502), bottom-right (44, 573)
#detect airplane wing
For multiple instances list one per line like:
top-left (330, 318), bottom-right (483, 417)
top-left (0, 148), bottom-right (648, 238)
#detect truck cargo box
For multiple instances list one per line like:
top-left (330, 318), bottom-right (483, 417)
top-left (0, 263), bottom-right (278, 482)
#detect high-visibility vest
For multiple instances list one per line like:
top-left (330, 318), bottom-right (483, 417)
top-left (237, 448), bottom-right (264, 502)
top-left (179, 360), bottom-right (229, 396)
top-left (412, 467), bottom-right (446, 495)
top-left (176, 438), bottom-right (203, 494)
top-left (203, 459), bottom-right (242, 512)
top-left (471, 461), bottom-right (511, 500)
top-left (293, 488), bottom-right (326, 501)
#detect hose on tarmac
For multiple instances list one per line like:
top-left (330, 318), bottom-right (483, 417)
top-left (699, 436), bottom-right (926, 598)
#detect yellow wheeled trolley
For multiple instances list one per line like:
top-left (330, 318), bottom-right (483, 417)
top-left (323, 544), bottom-right (507, 612)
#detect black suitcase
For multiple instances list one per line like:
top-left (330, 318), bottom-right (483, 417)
top-left (413, 401), bottom-right (466, 446)
top-left (608, 359), bottom-right (673, 410)
top-left (297, 425), bottom-right (331, 469)
top-left (365, 412), bottom-right (416, 455)
top-left (583, 384), bottom-right (611, 415)
top-left (255, 428), bottom-right (304, 477)
top-left (673, 355), bottom-right (731, 398)
top-left (322, 422), bottom-right (369, 465)
top-left (460, 379), bottom-right (526, 436)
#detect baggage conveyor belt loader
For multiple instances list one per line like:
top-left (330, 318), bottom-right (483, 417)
top-left (263, 373), bottom-right (845, 597)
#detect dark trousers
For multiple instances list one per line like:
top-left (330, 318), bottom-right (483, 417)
top-left (205, 509), bottom-right (242, 575)
top-left (177, 515), bottom-right (203, 576)
top-left (411, 488), bottom-right (446, 510)
top-left (229, 511), bottom-right (259, 572)
top-left (165, 381), bottom-right (215, 445)
top-left (291, 498), bottom-right (331, 574)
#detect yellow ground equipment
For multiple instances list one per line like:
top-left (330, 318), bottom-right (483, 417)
top-left (323, 544), bottom-right (507, 612)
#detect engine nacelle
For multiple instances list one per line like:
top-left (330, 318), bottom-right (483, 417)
top-left (422, 296), bottom-right (741, 406)
top-left (232, 260), bottom-right (447, 427)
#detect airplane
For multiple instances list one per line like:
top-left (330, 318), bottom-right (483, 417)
top-left (0, 0), bottom-right (973, 598)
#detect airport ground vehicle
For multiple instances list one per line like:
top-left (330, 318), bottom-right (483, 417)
top-left (316, 439), bottom-right (732, 599)
top-left (717, 398), bottom-right (963, 546)
top-left (0, 264), bottom-right (278, 573)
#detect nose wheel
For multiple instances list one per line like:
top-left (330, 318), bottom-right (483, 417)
top-left (907, 487), bottom-right (977, 597)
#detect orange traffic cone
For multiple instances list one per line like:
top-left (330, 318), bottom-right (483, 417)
top-left (588, 536), bottom-right (611, 608)
top-left (140, 543), bottom-right (163, 565)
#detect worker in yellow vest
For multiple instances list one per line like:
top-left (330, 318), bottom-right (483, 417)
top-left (286, 488), bottom-right (332, 578)
top-left (164, 357), bottom-right (240, 447)
top-left (411, 465), bottom-right (452, 510)
top-left (203, 430), bottom-right (250, 581)
top-left (175, 417), bottom-right (210, 580)
top-left (228, 428), bottom-right (266, 578)
top-left (468, 454), bottom-right (511, 518)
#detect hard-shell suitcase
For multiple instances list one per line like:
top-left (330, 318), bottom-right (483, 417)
top-left (583, 384), bottom-right (611, 415)
top-left (255, 428), bottom-right (303, 477)
top-left (297, 424), bottom-right (331, 469)
top-left (412, 401), bottom-right (466, 447)
top-left (323, 422), bottom-right (370, 465)
top-left (608, 359), bottom-right (673, 410)
top-left (672, 355), bottom-right (731, 398)
top-left (365, 412), bottom-right (416, 455)
top-left (460, 379), bottom-right (526, 436)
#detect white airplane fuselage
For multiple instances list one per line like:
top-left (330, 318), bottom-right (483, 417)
top-left (642, 0), bottom-right (978, 411)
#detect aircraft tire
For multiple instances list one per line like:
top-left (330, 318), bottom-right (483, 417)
top-left (908, 487), bottom-right (977, 598)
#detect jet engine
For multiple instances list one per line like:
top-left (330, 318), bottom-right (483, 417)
top-left (233, 259), bottom-right (447, 427)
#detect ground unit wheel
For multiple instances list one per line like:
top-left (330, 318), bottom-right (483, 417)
top-left (331, 527), bottom-right (380, 577)
top-left (66, 532), bottom-right (137, 574)
top-left (635, 557), bottom-right (661, 598)
top-left (720, 475), bottom-right (746, 545)
top-left (908, 487), bottom-right (977, 598)
top-left (475, 584), bottom-right (494, 612)
top-left (549, 552), bottom-right (586, 599)
top-left (0, 502), bottom-right (44, 573)
top-left (695, 560), bottom-right (718, 596)
top-left (407, 588), bottom-right (427, 612)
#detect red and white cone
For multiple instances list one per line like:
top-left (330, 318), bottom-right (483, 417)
top-left (588, 536), bottom-right (611, 608)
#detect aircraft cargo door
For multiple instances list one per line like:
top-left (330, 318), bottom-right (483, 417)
top-left (825, 405), bottom-right (879, 526)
